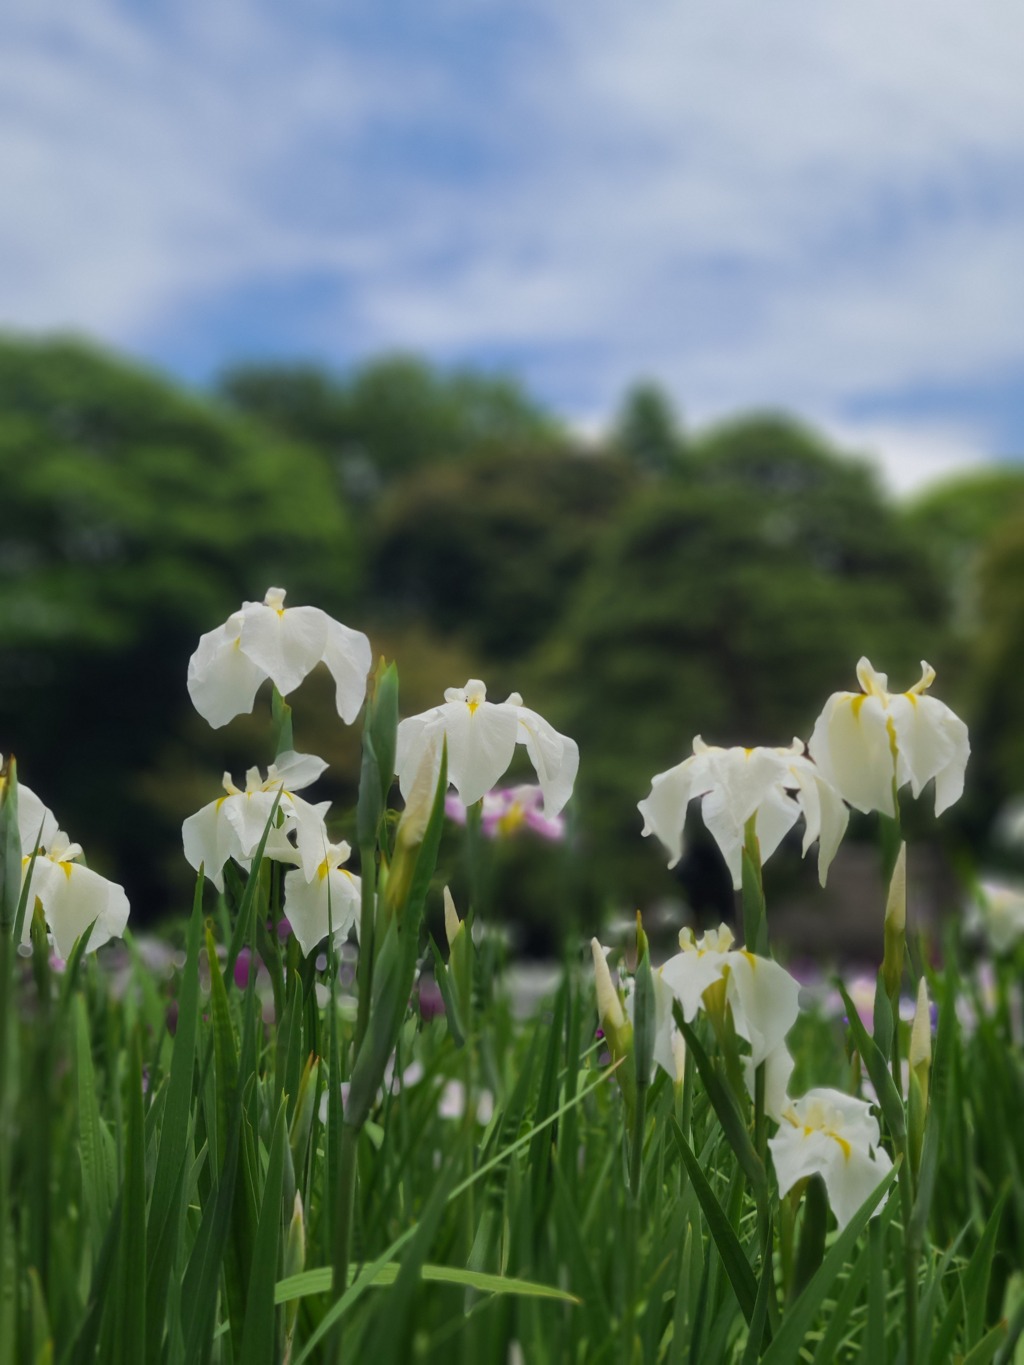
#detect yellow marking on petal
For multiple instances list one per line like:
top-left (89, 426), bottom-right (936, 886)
top-left (467, 699), bottom-right (479, 715)
top-left (62, 861), bottom-right (74, 880)
top-left (317, 860), bottom-right (330, 881)
top-left (851, 695), bottom-right (866, 718)
top-left (903, 692), bottom-right (918, 706)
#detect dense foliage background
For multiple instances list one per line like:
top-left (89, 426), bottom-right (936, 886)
top-left (2, 334), bottom-right (1023, 946)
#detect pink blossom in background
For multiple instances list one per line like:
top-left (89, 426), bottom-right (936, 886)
top-left (445, 785), bottom-right (566, 841)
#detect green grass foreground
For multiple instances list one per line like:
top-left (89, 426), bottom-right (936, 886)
top-left (2, 655), bottom-right (1024, 1364)
top-left (0, 900), bottom-right (1022, 1363)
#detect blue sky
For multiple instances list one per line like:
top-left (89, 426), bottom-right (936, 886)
top-left (2, 0), bottom-right (1023, 492)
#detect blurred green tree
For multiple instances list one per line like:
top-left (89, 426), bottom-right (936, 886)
top-left (368, 446), bottom-right (637, 662)
top-left (218, 354), bottom-right (562, 490)
top-left (905, 467), bottom-right (1024, 642)
top-left (960, 509), bottom-right (1024, 833)
top-left (611, 382), bottom-right (685, 475)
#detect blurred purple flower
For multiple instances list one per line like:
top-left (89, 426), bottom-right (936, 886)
top-left (446, 785), bottom-right (565, 841)
top-left (418, 976), bottom-right (446, 1021)
top-left (234, 947), bottom-right (257, 990)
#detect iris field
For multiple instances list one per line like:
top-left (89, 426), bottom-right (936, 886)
top-left (1, 587), bottom-right (1022, 1363)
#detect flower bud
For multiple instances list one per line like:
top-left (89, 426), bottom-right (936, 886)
top-left (283, 1191), bottom-right (306, 1342)
top-left (443, 886), bottom-right (464, 950)
top-left (591, 938), bottom-right (626, 1038)
top-left (908, 976), bottom-right (932, 1178)
top-left (882, 843), bottom-right (907, 999)
top-left (590, 938), bottom-right (635, 1120)
top-left (909, 977), bottom-right (932, 1076)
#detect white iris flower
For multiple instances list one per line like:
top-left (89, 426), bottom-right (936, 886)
top-left (283, 840), bottom-right (361, 957)
top-left (182, 751), bottom-right (330, 891)
top-left (22, 830), bottom-right (130, 959)
top-left (395, 679), bottom-right (578, 814)
top-left (638, 738), bottom-right (848, 888)
top-left (659, 924), bottom-right (799, 1117)
top-left (769, 1088), bottom-right (893, 1229)
top-left (2, 765), bottom-right (130, 958)
top-left (187, 587), bottom-right (372, 729)
top-left (808, 658), bottom-right (969, 818)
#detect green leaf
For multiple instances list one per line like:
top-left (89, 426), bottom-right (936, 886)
top-left (145, 876), bottom-right (203, 1362)
top-left (962, 1322), bottom-right (1008, 1365)
top-left (872, 969), bottom-right (894, 1063)
top-left (276, 1262), bottom-right (580, 1304)
top-left (790, 1174), bottom-right (828, 1303)
top-left (909, 970), bottom-right (956, 1248)
top-left (669, 1118), bottom-right (757, 1325)
top-left (810, 1246), bottom-right (871, 1364)
top-left (676, 1011), bottom-right (768, 1200)
top-left (72, 995), bottom-right (114, 1250)
top-left (0, 756), bottom-right (21, 934)
top-left (239, 1101), bottom-right (288, 1365)
top-left (739, 1213), bottom-right (774, 1364)
top-left (111, 1033), bottom-right (147, 1364)
top-left (206, 919), bottom-right (239, 1170)
top-left (369, 660), bottom-right (399, 809)
top-left (740, 832), bottom-right (768, 957)
top-left (428, 936), bottom-right (465, 1049)
top-left (759, 1163), bottom-right (898, 1365)
top-left (964, 1190), bottom-right (1008, 1347)
top-left (836, 981), bottom-right (906, 1140)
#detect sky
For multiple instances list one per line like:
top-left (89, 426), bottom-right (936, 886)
top-left (2, 0), bottom-right (1023, 494)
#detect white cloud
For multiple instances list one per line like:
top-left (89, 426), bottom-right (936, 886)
top-left (0, 0), bottom-right (1022, 460)
top-left (815, 418), bottom-right (992, 498)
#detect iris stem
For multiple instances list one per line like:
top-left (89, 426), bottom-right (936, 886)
top-left (741, 816), bottom-right (769, 956)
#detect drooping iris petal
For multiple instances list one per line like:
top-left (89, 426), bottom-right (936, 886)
top-left (396, 681), bottom-right (576, 814)
top-left (182, 796), bottom-right (246, 893)
top-left (322, 617), bottom-right (375, 725)
top-left (725, 950), bottom-right (801, 1065)
top-left (239, 601), bottom-right (328, 698)
top-left (744, 1044), bottom-right (796, 1123)
top-left (187, 588), bottom-right (371, 728)
top-left (660, 927), bottom-right (800, 1066)
top-left (515, 708), bottom-right (579, 818)
top-left (639, 739), bottom-right (847, 889)
top-left (187, 613), bottom-right (266, 730)
top-left (809, 691), bottom-right (896, 816)
top-left (888, 693), bottom-right (970, 814)
top-left (22, 837), bottom-right (130, 959)
top-left (769, 1088), bottom-right (893, 1229)
top-left (659, 935), bottom-right (734, 1021)
top-left (0, 762), bottom-right (61, 855)
top-left (787, 758), bottom-right (851, 886)
top-left (181, 751), bottom-right (331, 889)
top-left (284, 842), bottom-right (361, 957)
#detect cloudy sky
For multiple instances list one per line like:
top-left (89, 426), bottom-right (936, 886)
top-left (2, 0), bottom-right (1022, 492)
